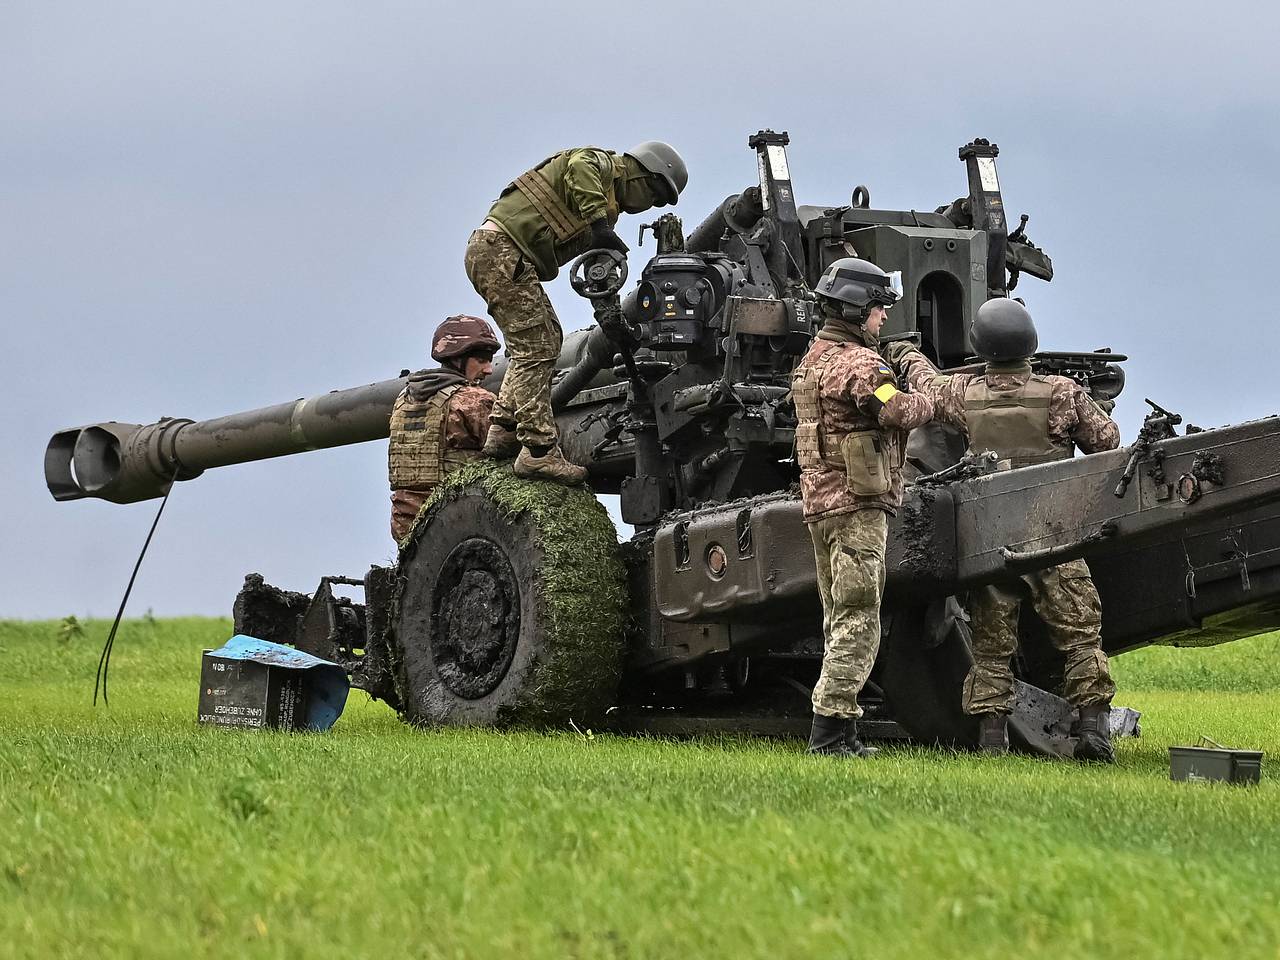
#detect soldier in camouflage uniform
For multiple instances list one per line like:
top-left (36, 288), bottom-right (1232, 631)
top-left (465, 141), bottom-right (688, 484)
top-left (887, 298), bottom-right (1120, 761)
top-left (793, 258), bottom-right (935, 757)
top-left (388, 315), bottom-right (500, 543)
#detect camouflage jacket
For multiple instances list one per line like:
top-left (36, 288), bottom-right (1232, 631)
top-left (388, 368), bottom-right (494, 491)
top-left (896, 352), bottom-right (1120, 456)
top-left (793, 332), bottom-right (935, 522)
top-left (486, 148), bottom-right (651, 282)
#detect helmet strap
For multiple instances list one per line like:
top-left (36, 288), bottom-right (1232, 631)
top-left (819, 299), bottom-right (867, 325)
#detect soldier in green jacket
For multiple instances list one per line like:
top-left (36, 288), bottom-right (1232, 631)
top-left (465, 142), bottom-right (688, 484)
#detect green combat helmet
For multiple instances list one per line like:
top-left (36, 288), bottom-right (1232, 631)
top-left (625, 141), bottom-right (688, 205)
top-left (971, 297), bottom-right (1038, 362)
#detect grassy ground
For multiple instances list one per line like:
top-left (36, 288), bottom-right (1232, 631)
top-left (1, 619), bottom-right (1277, 959)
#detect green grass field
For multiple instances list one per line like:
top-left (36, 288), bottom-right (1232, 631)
top-left (1, 618), bottom-right (1277, 959)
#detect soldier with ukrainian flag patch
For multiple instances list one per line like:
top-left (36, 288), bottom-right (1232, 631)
top-left (792, 258), bottom-right (935, 757)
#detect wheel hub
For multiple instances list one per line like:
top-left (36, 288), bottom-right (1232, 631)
top-left (431, 538), bottom-right (520, 699)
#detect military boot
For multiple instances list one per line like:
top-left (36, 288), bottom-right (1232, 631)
top-left (1074, 703), bottom-right (1115, 763)
top-left (514, 444), bottom-right (587, 485)
top-left (976, 713), bottom-right (1010, 756)
top-left (807, 713), bottom-right (878, 758)
top-left (845, 720), bottom-right (880, 758)
top-left (482, 422), bottom-right (520, 460)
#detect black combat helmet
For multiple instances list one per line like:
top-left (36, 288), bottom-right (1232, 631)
top-left (625, 141), bottom-right (688, 205)
top-left (813, 257), bottom-right (902, 318)
top-left (971, 297), bottom-right (1039, 362)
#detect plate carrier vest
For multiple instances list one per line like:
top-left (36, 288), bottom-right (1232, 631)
top-left (963, 373), bottom-right (1073, 469)
top-left (388, 384), bottom-right (474, 490)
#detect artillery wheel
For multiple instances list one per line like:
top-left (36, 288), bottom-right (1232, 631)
top-left (391, 461), bottom-right (627, 728)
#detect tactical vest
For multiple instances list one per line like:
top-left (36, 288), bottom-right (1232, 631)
top-left (388, 385), bottom-right (474, 490)
top-left (793, 342), bottom-right (898, 496)
top-left (963, 374), bottom-right (1073, 469)
top-left (510, 148), bottom-right (623, 242)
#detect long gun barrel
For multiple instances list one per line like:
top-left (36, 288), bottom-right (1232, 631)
top-left (46, 377), bottom-right (411, 504)
top-left (46, 327), bottom-right (620, 505)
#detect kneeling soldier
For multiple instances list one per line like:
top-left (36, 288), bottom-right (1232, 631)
top-left (388, 315), bottom-right (500, 543)
top-left (794, 258), bottom-right (935, 757)
top-left (887, 298), bottom-right (1120, 761)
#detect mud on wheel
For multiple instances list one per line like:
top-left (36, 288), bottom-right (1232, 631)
top-left (390, 461), bottom-right (627, 728)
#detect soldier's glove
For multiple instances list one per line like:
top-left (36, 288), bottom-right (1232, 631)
top-left (590, 218), bottom-right (629, 255)
top-left (883, 340), bottom-right (922, 368)
top-left (1094, 397), bottom-right (1117, 415)
top-left (593, 297), bottom-right (634, 343)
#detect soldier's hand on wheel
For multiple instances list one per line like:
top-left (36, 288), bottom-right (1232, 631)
top-left (590, 219), bottom-right (630, 254)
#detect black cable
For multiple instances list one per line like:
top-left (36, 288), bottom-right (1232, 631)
top-left (94, 465), bottom-right (180, 706)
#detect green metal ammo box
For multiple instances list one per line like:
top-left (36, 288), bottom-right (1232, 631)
top-left (1169, 739), bottom-right (1264, 784)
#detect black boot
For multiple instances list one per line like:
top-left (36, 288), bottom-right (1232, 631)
top-left (1075, 703), bottom-right (1115, 763)
top-left (977, 713), bottom-right (1009, 755)
top-left (807, 713), bottom-right (877, 758)
top-left (844, 720), bottom-right (879, 759)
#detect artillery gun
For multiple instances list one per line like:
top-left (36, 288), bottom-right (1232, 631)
top-left (47, 133), bottom-right (1280, 755)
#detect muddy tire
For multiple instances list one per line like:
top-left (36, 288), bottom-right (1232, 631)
top-left (390, 461), bottom-right (626, 728)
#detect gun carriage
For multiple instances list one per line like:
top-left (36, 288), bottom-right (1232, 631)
top-left (46, 133), bottom-right (1280, 754)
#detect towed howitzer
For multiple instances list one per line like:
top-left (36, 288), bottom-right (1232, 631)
top-left (46, 132), bottom-right (1280, 755)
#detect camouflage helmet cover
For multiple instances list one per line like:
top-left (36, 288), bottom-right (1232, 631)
top-left (431, 314), bottom-right (500, 362)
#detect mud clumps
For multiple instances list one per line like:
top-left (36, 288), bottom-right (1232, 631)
top-left (897, 487), bottom-right (943, 577)
top-left (232, 573), bottom-right (311, 645)
top-left (394, 459), bottom-right (627, 727)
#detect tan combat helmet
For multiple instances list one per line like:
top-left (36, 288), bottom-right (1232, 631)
top-left (431, 315), bottom-right (500, 363)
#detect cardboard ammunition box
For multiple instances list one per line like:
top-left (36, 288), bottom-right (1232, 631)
top-left (1169, 744), bottom-right (1264, 784)
top-left (198, 651), bottom-right (308, 731)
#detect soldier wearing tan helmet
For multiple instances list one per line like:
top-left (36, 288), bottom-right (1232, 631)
top-left (388, 315), bottom-right (500, 543)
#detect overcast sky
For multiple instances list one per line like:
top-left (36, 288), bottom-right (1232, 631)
top-left (4, 1), bottom-right (1279, 618)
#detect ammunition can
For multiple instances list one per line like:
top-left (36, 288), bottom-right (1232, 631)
top-left (1169, 745), bottom-right (1263, 784)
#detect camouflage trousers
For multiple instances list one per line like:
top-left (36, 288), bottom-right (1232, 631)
top-left (963, 558), bottom-right (1116, 715)
top-left (464, 228), bottom-right (562, 448)
top-left (390, 488), bottom-right (431, 544)
top-left (808, 508), bottom-right (888, 719)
